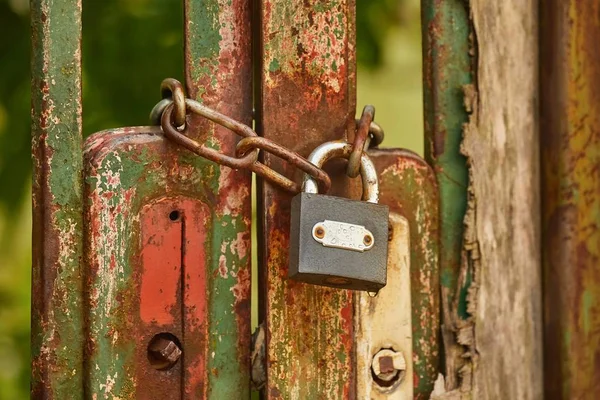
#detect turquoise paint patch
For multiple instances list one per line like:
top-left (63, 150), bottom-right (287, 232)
top-left (269, 58), bottom-right (281, 72)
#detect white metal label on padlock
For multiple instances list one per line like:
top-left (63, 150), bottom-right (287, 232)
top-left (311, 220), bottom-right (374, 252)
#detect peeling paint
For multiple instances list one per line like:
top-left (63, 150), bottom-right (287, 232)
top-left (31, 0), bottom-right (85, 397)
top-left (83, 125), bottom-right (251, 399)
top-left (257, 0), bottom-right (357, 397)
top-left (421, 0), bottom-right (475, 394)
top-left (370, 150), bottom-right (440, 398)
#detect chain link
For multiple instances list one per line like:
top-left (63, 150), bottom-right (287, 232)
top-left (236, 137), bottom-right (331, 193)
top-left (153, 78), bottom-right (383, 194)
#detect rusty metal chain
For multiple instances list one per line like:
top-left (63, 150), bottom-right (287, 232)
top-left (152, 78), bottom-right (384, 194)
top-left (347, 105), bottom-right (384, 178)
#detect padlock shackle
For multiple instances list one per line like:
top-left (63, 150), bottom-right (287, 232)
top-left (303, 141), bottom-right (379, 203)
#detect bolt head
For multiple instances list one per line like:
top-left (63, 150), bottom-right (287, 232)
top-left (371, 349), bottom-right (406, 383)
top-left (148, 336), bottom-right (182, 370)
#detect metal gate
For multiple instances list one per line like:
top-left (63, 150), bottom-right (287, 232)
top-left (30, 0), bottom-right (600, 399)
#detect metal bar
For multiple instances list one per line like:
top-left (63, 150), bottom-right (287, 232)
top-left (540, 1), bottom-right (600, 398)
top-left (256, 0), bottom-right (357, 397)
top-left (185, 1), bottom-right (254, 396)
top-left (30, 0), bottom-right (84, 397)
top-left (356, 214), bottom-right (414, 400)
top-left (421, 0), bottom-right (472, 389)
top-left (368, 149), bottom-right (440, 398)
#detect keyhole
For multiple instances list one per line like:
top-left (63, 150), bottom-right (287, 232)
top-left (169, 210), bottom-right (181, 221)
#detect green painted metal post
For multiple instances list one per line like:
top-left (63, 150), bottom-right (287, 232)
top-left (421, 0), bottom-right (473, 389)
top-left (31, 0), bottom-right (84, 398)
top-left (183, 0), bottom-right (254, 397)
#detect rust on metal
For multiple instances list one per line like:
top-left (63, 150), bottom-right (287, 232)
top-left (369, 149), bottom-right (440, 398)
top-left (159, 82), bottom-right (336, 194)
top-left (347, 105), bottom-right (375, 178)
top-left (356, 215), bottom-right (413, 399)
top-left (421, 0), bottom-right (473, 391)
top-left (160, 78), bottom-right (187, 128)
top-left (88, 196), bottom-right (211, 398)
top-left (256, 0), bottom-right (357, 397)
top-left (161, 101), bottom-right (259, 169)
top-left (81, 0), bottom-right (254, 397)
top-left (31, 0), bottom-right (84, 397)
top-left (237, 136), bottom-right (332, 193)
top-left (147, 336), bottom-right (183, 370)
top-left (83, 126), bottom-right (252, 398)
top-left (540, 1), bottom-right (600, 398)
top-left (364, 121), bottom-right (384, 148)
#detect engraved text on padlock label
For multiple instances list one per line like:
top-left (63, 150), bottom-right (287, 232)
top-left (312, 220), bottom-right (374, 252)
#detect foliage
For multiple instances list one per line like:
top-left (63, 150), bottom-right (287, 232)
top-left (356, 0), bottom-right (403, 68)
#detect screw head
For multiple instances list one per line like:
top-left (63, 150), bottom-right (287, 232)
top-left (363, 234), bottom-right (373, 246)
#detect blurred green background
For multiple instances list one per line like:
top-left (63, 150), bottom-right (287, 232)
top-left (0, 0), bottom-right (422, 397)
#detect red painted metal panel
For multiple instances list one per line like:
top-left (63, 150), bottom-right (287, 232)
top-left (135, 198), bottom-right (210, 398)
top-left (83, 126), bottom-right (251, 398)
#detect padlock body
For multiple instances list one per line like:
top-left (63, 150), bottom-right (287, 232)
top-left (289, 192), bottom-right (389, 291)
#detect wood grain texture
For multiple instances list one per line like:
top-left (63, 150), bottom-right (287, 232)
top-left (430, 1), bottom-right (542, 399)
top-left (464, 1), bottom-right (542, 398)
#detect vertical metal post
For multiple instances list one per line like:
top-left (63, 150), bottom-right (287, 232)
top-left (255, 0), bottom-right (357, 397)
top-left (30, 0), bottom-right (84, 398)
top-left (540, 1), bottom-right (600, 398)
top-left (421, 0), bottom-right (472, 389)
top-left (184, 1), bottom-right (254, 396)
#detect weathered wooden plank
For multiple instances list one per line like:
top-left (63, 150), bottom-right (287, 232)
top-left (421, 0), bottom-right (472, 390)
top-left (461, 0), bottom-right (542, 398)
top-left (368, 149), bottom-right (440, 399)
top-left (425, 1), bottom-right (542, 399)
top-left (30, 0), bottom-right (84, 398)
top-left (540, 1), bottom-right (600, 398)
top-left (256, 0), bottom-right (357, 397)
top-left (83, 1), bottom-right (253, 398)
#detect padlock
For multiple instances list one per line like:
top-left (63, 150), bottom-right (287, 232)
top-left (289, 141), bottom-right (389, 291)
